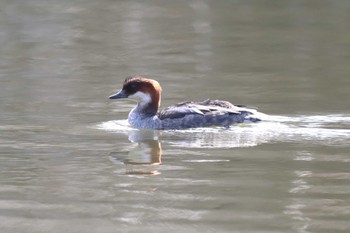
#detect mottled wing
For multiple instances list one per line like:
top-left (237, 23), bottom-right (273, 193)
top-left (158, 100), bottom-right (242, 120)
top-left (158, 104), bottom-right (204, 120)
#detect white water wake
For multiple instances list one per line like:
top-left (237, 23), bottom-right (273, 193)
top-left (97, 114), bottom-right (350, 148)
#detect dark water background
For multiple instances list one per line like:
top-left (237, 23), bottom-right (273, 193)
top-left (1, 1), bottom-right (349, 232)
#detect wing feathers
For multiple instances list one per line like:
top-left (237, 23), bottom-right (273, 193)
top-left (158, 99), bottom-right (252, 120)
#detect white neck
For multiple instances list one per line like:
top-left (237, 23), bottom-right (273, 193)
top-left (130, 91), bottom-right (152, 108)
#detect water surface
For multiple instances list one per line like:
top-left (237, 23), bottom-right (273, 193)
top-left (1, 1), bottom-right (350, 233)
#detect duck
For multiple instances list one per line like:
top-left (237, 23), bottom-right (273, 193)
top-left (109, 76), bottom-right (264, 130)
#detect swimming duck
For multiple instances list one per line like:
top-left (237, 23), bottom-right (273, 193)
top-left (109, 76), bottom-right (263, 130)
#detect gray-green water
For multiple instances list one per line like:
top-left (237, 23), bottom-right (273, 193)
top-left (1, 1), bottom-right (350, 232)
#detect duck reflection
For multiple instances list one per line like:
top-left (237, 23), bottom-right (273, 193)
top-left (105, 118), bottom-right (275, 175)
top-left (110, 130), bottom-right (162, 175)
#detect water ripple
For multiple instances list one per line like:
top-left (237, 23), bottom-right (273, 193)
top-left (97, 114), bottom-right (350, 148)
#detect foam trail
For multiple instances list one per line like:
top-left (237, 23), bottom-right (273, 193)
top-left (267, 114), bottom-right (350, 123)
top-left (96, 120), bottom-right (134, 132)
top-left (97, 114), bottom-right (350, 148)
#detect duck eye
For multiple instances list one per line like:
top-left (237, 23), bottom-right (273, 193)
top-left (129, 84), bottom-right (136, 90)
top-left (126, 83), bottom-right (138, 93)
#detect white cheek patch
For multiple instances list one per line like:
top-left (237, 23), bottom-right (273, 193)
top-left (130, 91), bottom-right (152, 105)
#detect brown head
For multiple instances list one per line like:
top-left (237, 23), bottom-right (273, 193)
top-left (109, 76), bottom-right (162, 115)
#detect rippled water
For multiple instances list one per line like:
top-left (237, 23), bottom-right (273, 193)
top-left (1, 0), bottom-right (350, 233)
top-left (99, 114), bottom-right (350, 148)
